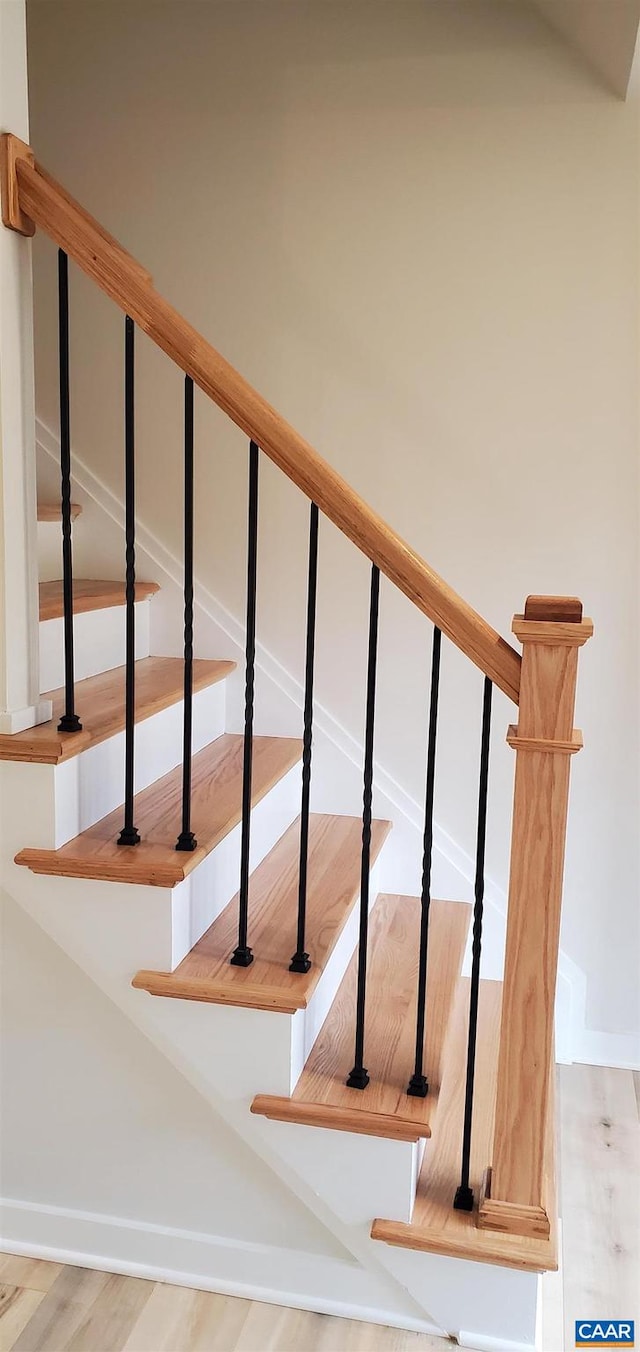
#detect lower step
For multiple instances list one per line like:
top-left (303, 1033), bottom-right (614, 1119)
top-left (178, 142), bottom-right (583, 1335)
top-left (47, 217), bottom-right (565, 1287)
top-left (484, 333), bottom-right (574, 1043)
top-left (251, 894), bottom-right (471, 1141)
top-left (370, 978), bottom-right (558, 1273)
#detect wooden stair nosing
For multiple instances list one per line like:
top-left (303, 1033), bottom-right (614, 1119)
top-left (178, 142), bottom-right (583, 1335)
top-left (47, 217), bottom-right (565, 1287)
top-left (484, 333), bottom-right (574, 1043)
top-left (133, 814), bottom-right (392, 1013)
top-left (370, 978), bottom-right (558, 1273)
top-left (0, 656), bottom-right (235, 765)
top-left (37, 502), bottom-right (82, 522)
top-left (14, 734), bottom-right (302, 888)
top-left (39, 578), bottom-right (160, 622)
top-left (250, 895), bottom-right (471, 1142)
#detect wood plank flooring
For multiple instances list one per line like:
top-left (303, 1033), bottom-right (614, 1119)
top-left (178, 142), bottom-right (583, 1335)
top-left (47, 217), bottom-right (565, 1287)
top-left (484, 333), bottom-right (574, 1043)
top-left (0, 657), bottom-right (235, 765)
top-left (1, 1065), bottom-right (637, 1351)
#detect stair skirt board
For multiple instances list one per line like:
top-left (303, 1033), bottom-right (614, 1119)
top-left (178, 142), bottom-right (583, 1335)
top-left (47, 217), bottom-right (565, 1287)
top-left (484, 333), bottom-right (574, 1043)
top-left (40, 599), bottom-right (154, 691)
top-left (0, 1202), bottom-right (445, 1339)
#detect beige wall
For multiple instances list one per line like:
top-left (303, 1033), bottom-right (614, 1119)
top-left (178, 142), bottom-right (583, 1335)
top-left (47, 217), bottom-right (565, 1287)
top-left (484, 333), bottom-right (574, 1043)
top-left (26, 1), bottom-right (639, 1051)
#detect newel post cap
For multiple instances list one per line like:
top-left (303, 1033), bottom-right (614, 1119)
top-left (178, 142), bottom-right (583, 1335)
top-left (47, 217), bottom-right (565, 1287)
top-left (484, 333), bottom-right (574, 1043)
top-left (512, 595), bottom-right (594, 647)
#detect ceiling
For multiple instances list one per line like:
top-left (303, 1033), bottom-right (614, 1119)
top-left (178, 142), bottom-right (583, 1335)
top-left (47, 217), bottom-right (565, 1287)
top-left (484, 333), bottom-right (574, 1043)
top-left (528, 0), bottom-right (640, 97)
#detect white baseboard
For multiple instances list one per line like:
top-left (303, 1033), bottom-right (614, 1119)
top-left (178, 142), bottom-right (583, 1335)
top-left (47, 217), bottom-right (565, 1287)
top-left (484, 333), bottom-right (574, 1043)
top-left (571, 1028), bottom-right (640, 1071)
top-left (0, 1198), bottom-right (442, 1337)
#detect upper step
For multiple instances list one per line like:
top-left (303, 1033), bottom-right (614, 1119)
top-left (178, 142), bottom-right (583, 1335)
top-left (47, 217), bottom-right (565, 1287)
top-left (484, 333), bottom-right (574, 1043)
top-left (251, 893), bottom-right (471, 1141)
top-left (133, 813), bottom-right (391, 1014)
top-left (15, 734), bottom-right (302, 887)
top-left (370, 978), bottom-right (558, 1273)
top-left (37, 501), bottom-right (82, 522)
top-left (0, 656), bottom-right (234, 765)
top-left (39, 578), bottom-right (159, 622)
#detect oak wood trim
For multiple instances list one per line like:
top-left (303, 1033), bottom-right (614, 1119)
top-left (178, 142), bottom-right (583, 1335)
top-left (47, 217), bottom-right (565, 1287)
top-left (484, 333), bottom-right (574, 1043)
top-left (251, 1096), bottom-right (429, 1142)
top-left (33, 159), bottom-right (153, 286)
top-left (524, 595), bottom-right (583, 623)
top-left (0, 133), bottom-right (34, 234)
top-left (4, 136), bottom-right (522, 703)
top-left (487, 608), bottom-right (592, 1222)
top-left (39, 578), bottom-right (160, 622)
top-left (506, 725), bottom-right (583, 755)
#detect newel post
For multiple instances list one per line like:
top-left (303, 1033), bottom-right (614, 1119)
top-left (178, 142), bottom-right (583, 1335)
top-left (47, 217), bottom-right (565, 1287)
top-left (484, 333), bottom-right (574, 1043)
top-left (478, 595), bottom-right (593, 1239)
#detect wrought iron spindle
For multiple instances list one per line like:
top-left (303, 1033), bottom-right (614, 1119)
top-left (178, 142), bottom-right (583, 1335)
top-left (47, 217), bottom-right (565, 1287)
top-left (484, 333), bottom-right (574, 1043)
top-left (454, 675), bottom-right (493, 1210)
top-left (347, 564), bottom-right (380, 1090)
top-left (407, 625), bottom-right (442, 1097)
top-left (290, 502), bottom-right (319, 974)
top-left (231, 440), bottom-right (259, 967)
top-left (176, 376), bottom-right (197, 852)
top-left (117, 316), bottom-right (140, 847)
top-left (56, 250), bottom-right (82, 734)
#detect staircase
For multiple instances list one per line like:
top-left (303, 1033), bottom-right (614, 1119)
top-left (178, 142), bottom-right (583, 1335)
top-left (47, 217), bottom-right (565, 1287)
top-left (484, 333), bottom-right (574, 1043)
top-left (0, 134), bottom-right (593, 1351)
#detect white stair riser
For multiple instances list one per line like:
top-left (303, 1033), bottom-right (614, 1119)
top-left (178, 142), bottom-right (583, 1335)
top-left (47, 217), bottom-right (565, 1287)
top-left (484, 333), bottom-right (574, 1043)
top-left (253, 1116), bottom-right (420, 1225)
top-left (291, 854), bottom-right (387, 1091)
top-left (52, 680), bottom-right (227, 847)
top-left (377, 1243), bottom-right (539, 1351)
top-left (39, 600), bottom-right (151, 692)
top-left (170, 760), bottom-right (302, 966)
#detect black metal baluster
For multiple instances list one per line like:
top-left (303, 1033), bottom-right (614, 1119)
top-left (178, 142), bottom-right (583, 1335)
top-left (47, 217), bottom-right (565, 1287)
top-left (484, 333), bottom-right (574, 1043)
top-left (176, 376), bottom-right (197, 852)
top-left (407, 625), bottom-right (442, 1097)
top-left (231, 440), bottom-right (259, 966)
top-left (347, 564), bottom-right (380, 1090)
top-left (290, 502), bottom-right (320, 974)
top-left (117, 316), bottom-right (140, 847)
top-left (454, 675), bottom-right (493, 1209)
top-left (57, 250), bottom-right (82, 734)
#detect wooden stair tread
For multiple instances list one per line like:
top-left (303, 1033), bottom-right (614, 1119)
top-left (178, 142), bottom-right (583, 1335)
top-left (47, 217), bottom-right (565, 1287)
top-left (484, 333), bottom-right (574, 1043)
top-left (251, 894), bottom-right (471, 1140)
top-left (37, 501), bottom-right (82, 522)
top-left (0, 657), bottom-right (235, 765)
top-left (370, 978), bottom-right (558, 1272)
top-left (15, 734), bottom-right (301, 887)
top-left (39, 578), bottom-right (160, 621)
top-left (133, 814), bottom-right (391, 1013)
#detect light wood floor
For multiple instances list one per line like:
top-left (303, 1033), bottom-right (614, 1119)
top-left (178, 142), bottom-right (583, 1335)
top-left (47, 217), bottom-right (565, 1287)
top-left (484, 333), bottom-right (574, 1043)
top-left (1, 1065), bottom-right (638, 1352)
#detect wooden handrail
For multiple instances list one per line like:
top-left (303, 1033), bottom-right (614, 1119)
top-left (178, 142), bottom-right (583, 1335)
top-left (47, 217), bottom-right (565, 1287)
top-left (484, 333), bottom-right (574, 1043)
top-left (3, 135), bottom-right (521, 702)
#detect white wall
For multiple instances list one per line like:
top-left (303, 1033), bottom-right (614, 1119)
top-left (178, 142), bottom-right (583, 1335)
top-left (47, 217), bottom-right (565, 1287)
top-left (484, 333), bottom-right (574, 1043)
top-left (25, 1), bottom-right (639, 1058)
top-left (0, 889), bottom-right (344, 1258)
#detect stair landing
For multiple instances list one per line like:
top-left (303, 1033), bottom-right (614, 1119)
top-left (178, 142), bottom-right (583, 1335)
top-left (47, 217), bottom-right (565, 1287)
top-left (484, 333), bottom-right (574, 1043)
top-left (252, 894), bottom-right (471, 1141)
